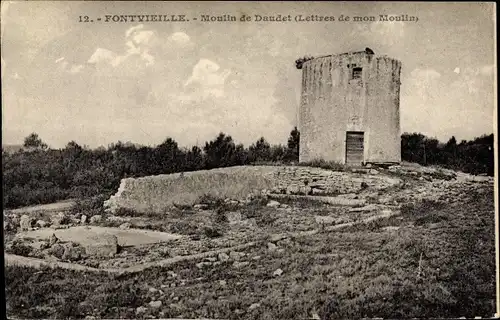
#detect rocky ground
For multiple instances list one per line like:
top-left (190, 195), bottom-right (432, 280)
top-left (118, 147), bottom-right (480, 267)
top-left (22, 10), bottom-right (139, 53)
top-left (4, 162), bottom-right (496, 319)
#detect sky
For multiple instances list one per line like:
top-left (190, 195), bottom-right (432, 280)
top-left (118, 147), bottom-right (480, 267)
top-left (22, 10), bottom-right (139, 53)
top-left (1, 1), bottom-right (496, 149)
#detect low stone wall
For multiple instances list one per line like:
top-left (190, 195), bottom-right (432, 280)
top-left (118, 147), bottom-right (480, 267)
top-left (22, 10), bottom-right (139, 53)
top-left (104, 166), bottom-right (402, 215)
top-left (269, 166), bottom-right (400, 195)
top-left (104, 166), bottom-right (278, 214)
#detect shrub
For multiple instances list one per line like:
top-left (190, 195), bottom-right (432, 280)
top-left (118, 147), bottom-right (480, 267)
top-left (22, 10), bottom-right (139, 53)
top-left (169, 221), bottom-right (199, 235)
top-left (72, 194), bottom-right (107, 217)
top-left (203, 227), bottom-right (223, 238)
top-left (9, 241), bottom-right (33, 256)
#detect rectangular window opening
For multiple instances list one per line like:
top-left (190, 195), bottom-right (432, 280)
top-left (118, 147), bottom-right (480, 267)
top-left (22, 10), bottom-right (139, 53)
top-left (352, 67), bottom-right (362, 80)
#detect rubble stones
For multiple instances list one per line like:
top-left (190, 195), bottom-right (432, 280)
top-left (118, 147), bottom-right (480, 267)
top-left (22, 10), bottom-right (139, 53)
top-left (20, 215), bottom-right (33, 231)
top-left (49, 233), bottom-right (59, 246)
top-left (193, 204), bottom-right (209, 210)
top-left (218, 252), bottom-right (230, 261)
top-left (248, 303), bottom-right (261, 311)
top-left (233, 261), bottom-right (250, 268)
top-left (62, 244), bottom-right (86, 261)
top-left (273, 268), bottom-right (284, 277)
top-left (286, 185), bottom-right (301, 195)
top-left (51, 212), bottom-right (68, 226)
top-left (314, 215), bottom-right (336, 224)
top-left (349, 204), bottom-right (379, 212)
top-left (36, 220), bottom-right (47, 228)
top-left (149, 300), bottom-right (162, 308)
top-left (49, 243), bottom-right (65, 259)
top-left (5, 220), bottom-right (14, 232)
top-left (267, 242), bottom-right (277, 251)
top-left (135, 306), bottom-right (148, 315)
top-left (119, 222), bottom-right (131, 230)
top-left (81, 215), bottom-right (87, 224)
top-left (196, 261), bottom-right (212, 269)
top-left (90, 215), bottom-right (102, 224)
top-left (229, 251), bottom-right (245, 261)
top-left (226, 212), bottom-right (242, 224)
top-left (266, 200), bottom-right (281, 208)
top-left (300, 186), bottom-right (313, 195)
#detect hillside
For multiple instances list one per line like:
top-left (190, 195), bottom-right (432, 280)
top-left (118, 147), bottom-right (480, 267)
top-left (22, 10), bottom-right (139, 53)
top-left (3, 162), bottom-right (496, 319)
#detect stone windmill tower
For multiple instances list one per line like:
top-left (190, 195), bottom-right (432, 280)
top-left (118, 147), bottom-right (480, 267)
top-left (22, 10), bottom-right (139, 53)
top-left (296, 48), bottom-right (402, 166)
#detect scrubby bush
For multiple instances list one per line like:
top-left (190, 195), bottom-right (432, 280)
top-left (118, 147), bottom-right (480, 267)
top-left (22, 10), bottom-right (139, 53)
top-left (203, 227), bottom-right (223, 238)
top-left (2, 129), bottom-right (494, 209)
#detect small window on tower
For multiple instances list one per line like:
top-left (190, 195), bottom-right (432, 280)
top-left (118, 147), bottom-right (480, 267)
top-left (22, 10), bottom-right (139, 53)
top-left (352, 67), bottom-right (362, 80)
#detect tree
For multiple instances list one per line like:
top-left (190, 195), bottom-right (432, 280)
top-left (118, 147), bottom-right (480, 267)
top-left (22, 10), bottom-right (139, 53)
top-left (443, 136), bottom-right (458, 165)
top-left (248, 137), bottom-right (272, 162)
top-left (285, 127), bottom-right (300, 161)
top-left (184, 146), bottom-right (204, 171)
top-left (155, 137), bottom-right (181, 174)
top-left (203, 133), bottom-right (248, 169)
top-left (23, 133), bottom-right (48, 150)
top-left (65, 141), bottom-right (83, 151)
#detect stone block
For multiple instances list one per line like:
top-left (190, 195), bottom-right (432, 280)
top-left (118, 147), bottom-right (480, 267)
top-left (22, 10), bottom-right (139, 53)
top-left (84, 234), bottom-right (118, 257)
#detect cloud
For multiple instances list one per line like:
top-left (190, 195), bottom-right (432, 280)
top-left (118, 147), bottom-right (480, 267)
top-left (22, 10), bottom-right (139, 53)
top-left (88, 48), bottom-right (117, 64)
top-left (125, 24), bottom-right (144, 38)
top-left (55, 56), bottom-right (85, 74)
top-left (353, 15), bottom-right (406, 48)
top-left (183, 59), bottom-right (231, 99)
top-left (168, 31), bottom-right (193, 47)
top-left (370, 19), bottom-right (405, 41)
top-left (410, 68), bottom-right (441, 81)
top-left (86, 25), bottom-right (160, 69)
top-left (69, 64), bottom-right (84, 74)
top-left (88, 25), bottom-right (192, 70)
top-left (130, 29), bottom-right (155, 48)
top-left (447, 65), bottom-right (494, 95)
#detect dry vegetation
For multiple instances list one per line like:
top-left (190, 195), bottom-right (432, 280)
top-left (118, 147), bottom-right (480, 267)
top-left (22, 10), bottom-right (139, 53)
top-left (5, 181), bottom-right (495, 319)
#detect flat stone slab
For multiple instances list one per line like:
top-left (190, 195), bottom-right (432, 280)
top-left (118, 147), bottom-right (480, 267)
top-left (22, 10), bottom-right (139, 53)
top-left (15, 226), bottom-right (183, 247)
top-left (269, 194), bottom-right (366, 206)
top-left (8, 200), bottom-right (76, 214)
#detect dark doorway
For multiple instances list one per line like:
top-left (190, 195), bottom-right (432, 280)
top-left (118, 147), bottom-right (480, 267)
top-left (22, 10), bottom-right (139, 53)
top-left (345, 131), bottom-right (364, 166)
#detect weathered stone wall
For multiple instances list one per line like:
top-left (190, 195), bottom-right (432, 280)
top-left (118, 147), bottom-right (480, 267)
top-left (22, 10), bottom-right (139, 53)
top-left (299, 51), bottom-right (401, 164)
top-left (104, 166), bottom-right (401, 214)
top-left (269, 166), bottom-right (400, 195)
top-left (104, 166), bottom-right (278, 214)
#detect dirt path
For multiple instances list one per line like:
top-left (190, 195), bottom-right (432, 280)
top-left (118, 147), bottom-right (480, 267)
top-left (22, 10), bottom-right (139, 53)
top-left (5, 208), bottom-right (400, 275)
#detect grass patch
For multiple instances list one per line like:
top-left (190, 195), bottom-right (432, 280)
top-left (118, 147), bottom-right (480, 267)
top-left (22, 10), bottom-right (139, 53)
top-left (299, 159), bottom-right (345, 171)
top-left (427, 169), bottom-right (456, 181)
